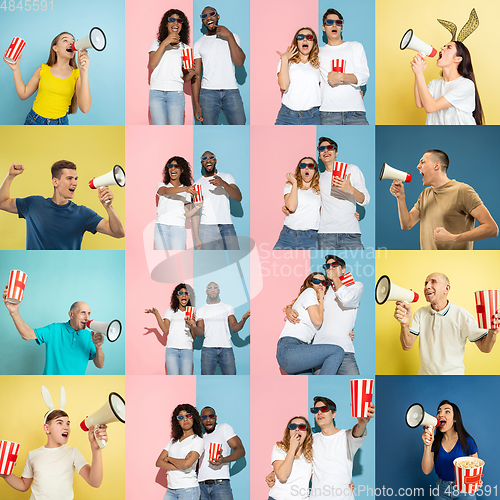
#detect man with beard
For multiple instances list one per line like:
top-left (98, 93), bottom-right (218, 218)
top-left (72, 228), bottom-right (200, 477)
top-left (193, 151), bottom-right (242, 250)
top-left (197, 406), bottom-right (246, 500)
top-left (192, 6), bottom-right (246, 125)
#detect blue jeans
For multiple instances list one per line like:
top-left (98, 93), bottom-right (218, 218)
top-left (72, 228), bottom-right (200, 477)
top-left (320, 111), bottom-right (369, 125)
top-left (201, 347), bottom-right (236, 375)
top-left (198, 224), bottom-right (239, 250)
top-left (276, 337), bottom-right (344, 375)
top-left (149, 89), bottom-right (185, 125)
top-left (314, 352), bottom-right (359, 375)
top-left (435, 479), bottom-right (476, 499)
top-left (165, 486), bottom-right (200, 500)
top-left (275, 104), bottom-right (321, 125)
top-left (199, 89), bottom-right (246, 125)
top-left (24, 108), bottom-right (69, 125)
top-left (165, 348), bottom-right (193, 375)
top-left (273, 226), bottom-right (318, 250)
top-left (200, 480), bottom-right (233, 500)
top-left (319, 233), bottom-right (364, 250)
top-left (155, 223), bottom-right (187, 250)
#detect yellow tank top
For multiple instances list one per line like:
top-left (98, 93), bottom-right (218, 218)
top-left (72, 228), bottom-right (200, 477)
top-left (32, 64), bottom-right (80, 119)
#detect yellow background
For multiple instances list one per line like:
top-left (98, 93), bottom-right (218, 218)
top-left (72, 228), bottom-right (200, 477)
top-left (375, 0), bottom-right (500, 124)
top-left (0, 376), bottom-right (125, 499)
top-left (376, 250), bottom-right (500, 374)
top-left (0, 126), bottom-right (125, 250)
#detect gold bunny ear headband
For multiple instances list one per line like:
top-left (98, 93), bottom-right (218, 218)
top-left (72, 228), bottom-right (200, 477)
top-left (437, 8), bottom-right (479, 42)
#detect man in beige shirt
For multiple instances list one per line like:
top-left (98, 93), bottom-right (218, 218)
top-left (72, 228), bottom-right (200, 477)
top-left (390, 149), bottom-right (498, 249)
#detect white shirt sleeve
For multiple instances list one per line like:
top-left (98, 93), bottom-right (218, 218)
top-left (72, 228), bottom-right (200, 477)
top-left (335, 281), bottom-right (363, 308)
top-left (21, 453), bottom-right (33, 479)
top-left (462, 309), bottom-right (487, 342)
top-left (349, 165), bottom-right (370, 207)
top-left (346, 427), bottom-right (367, 460)
top-left (271, 444), bottom-right (287, 466)
top-left (73, 448), bottom-right (89, 473)
top-left (350, 42), bottom-right (369, 87)
top-left (409, 308), bottom-right (421, 336)
top-left (301, 288), bottom-right (320, 309)
top-left (442, 78), bottom-right (475, 110)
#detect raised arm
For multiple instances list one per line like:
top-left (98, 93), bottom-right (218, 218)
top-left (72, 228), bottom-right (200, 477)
top-left (0, 163), bottom-right (24, 213)
top-left (91, 332), bottom-right (105, 369)
top-left (421, 427), bottom-right (435, 475)
top-left (79, 424), bottom-right (107, 487)
top-left (145, 308), bottom-right (170, 335)
top-left (228, 311), bottom-right (250, 333)
top-left (276, 46), bottom-right (297, 91)
top-left (210, 435), bottom-right (245, 466)
top-left (306, 290), bottom-right (324, 328)
top-left (394, 302), bottom-right (416, 350)
top-left (474, 313), bottom-right (499, 353)
top-left (390, 181), bottom-right (420, 230)
top-left (216, 27), bottom-right (245, 66)
top-left (95, 187), bottom-right (125, 238)
top-left (284, 176), bottom-right (298, 212)
top-left (2, 286), bottom-right (36, 340)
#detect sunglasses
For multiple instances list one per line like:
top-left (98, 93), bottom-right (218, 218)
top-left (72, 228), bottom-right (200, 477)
top-left (310, 406), bottom-right (333, 414)
top-left (299, 163), bottom-right (316, 170)
top-left (312, 278), bottom-right (329, 287)
top-left (206, 286), bottom-right (219, 291)
top-left (201, 156), bottom-right (216, 161)
top-left (168, 17), bottom-right (184, 24)
top-left (296, 34), bottom-right (315, 41)
top-left (200, 414), bottom-right (216, 420)
top-left (176, 413), bottom-right (193, 421)
top-left (323, 262), bottom-right (341, 270)
top-left (167, 163), bottom-right (181, 169)
top-left (288, 423), bottom-right (307, 430)
top-left (177, 291), bottom-right (189, 296)
top-left (324, 19), bottom-right (344, 26)
top-left (201, 10), bottom-right (217, 19)
top-left (318, 145), bottom-right (336, 152)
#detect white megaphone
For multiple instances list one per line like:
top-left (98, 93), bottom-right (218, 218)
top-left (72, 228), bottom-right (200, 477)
top-left (80, 392), bottom-right (125, 449)
top-left (89, 165), bottom-right (125, 190)
top-left (87, 319), bottom-right (122, 342)
top-left (406, 403), bottom-right (439, 443)
top-left (400, 29), bottom-right (437, 57)
top-left (72, 27), bottom-right (107, 52)
top-left (375, 275), bottom-right (419, 304)
top-left (380, 163), bottom-right (412, 183)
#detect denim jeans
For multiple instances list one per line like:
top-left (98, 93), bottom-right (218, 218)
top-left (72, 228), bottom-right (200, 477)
top-left (435, 479), bottom-right (476, 499)
top-left (199, 89), bottom-right (246, 125)
top-left (275, 104), bottom-right (321, 125)
top-left (318, 233), bottom-right (364, 250)
top-left (155, 223), bottom-right (187, 250)
top-left (164, 486), bottom-right (200, 500)
top-left (165, 348), bottom-right (193, 375)
top-left (24, 108), bottom-right (69, 125)
top-left (198, 224), bottom-right (239, 250)
top-left (273, 226), bottom-right (319, 250)
top-left (276, 337), bottom-right (344, 375)
top-left (314, 352), bottom-right (359, 375)
top-left (200, 480), bottom-right (233, 500)
top-left (149, 89), bottom-right (185, 125)
top-left (320, 111), bottom-right (369, 125)
top-left (201, 347), bottom-right (236, 375)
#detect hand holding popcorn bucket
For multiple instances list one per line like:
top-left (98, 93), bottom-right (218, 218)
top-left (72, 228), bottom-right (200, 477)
top-left (454, 457), bottom-right (484, 494)
top-left (0, 441), bottom-right (21, 475)
top-left (332, 162), bottom-right (348, 183)
top-left (208, 442), bottom-right (222, 463)
top-left (475, 290), bottom-right (499, 329)
top-left (182, 48), bottom-right (194, 70)
top-left (4, 37), bottom-right (26, 64)
top-left (350, 379), bottom-right (374, 418)
top-left (6, 270), bottom-right (28, 304)
top-left (185, 306), bottom-right (195, 321)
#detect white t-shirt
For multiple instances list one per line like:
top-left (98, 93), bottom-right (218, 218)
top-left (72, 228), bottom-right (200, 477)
top-left (318, 167), bottom-right (370, 234)
top-left (425, 77), bottom-right (475, 125)
top-left (198, 423), bottom-right (236, 481)
top-left (268, 445), bottom-right (313, 500)
top-left (409, 302), bottom-right (486, 375)
top-left (319, 42), bottom-right (369, 112)
top-left (277, 59), bottom-right (321, 111)
top-left (164, 435), bottom-right (205, 489)
top-left (156, 183), bottom-right (191, 227)
top-left (197, 302), bottom-right (235, 348)
top-left (193, 33), bottom-right (241, 89)
top-left (163, 308), bottom-right (194, 349)
top-left (149, 40), bottom-right (190, 92)
top-left (22, 445), bottom-right (88, 500)
top-left (283, 183), bottom-right (321, 230)
top-left (279, 288), bottom-right (320, 344)
top-left (311, 429), bottom-right (366, 500)
top-left (195, 173), bottom-right (236, 225)
top-left (313, 283), bottom-right (363, 353)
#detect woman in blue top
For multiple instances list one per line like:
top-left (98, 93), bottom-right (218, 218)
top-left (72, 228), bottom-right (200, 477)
top-left (422, 400), bottom-right (479, 499)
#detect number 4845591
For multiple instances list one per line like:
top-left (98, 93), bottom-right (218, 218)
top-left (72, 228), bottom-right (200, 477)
top-left (1, 0), bottom-right (54, 11)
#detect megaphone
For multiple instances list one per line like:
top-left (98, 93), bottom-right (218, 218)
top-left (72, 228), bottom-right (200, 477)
top-left (380, 163), bottom-right (412, 183)
top-left (89, 165), bottom-right (125, 190)
top-left (400, 29), bottom-right (437, 57)
top-left (375, 275), bottom-right (419, 304)
top-left (87, 319), bottom-right (122, 342)
top-left (72, 27), bottom-right (107, 52)
top-left (80, 392), bottom-right (125, 449)
top-left (406, 403), bottom-right (439, 443)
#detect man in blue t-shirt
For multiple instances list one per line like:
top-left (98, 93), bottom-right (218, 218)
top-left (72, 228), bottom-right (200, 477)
top-left (0, 160), bottom-right (125, 249)
top-left (2, 291), bottom-right (105, 375)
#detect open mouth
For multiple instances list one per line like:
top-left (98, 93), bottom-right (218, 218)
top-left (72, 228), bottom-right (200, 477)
top-left (69, 187), bottom-right (76, 193)
top-left (207, 20), bottom-right (215, 28)
top-left (66, 47), bottom-right (74, 54)
top-left (438, 51), bottom-right (443, 60)
top-left (62, 432), bottom-right (69, 438)
top-left (439, 419), bottom-right (446, 428)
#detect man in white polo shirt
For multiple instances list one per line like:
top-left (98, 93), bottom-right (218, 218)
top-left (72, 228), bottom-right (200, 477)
top-left (394, 272), bottom-right (499, 374)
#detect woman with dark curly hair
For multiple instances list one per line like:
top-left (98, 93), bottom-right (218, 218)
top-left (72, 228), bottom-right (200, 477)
top-left (275, 27), bottom-right (321, 125)
top-left (145, 283), bottom-right (199, 375)
top-left (155, 156), bottom-right (201, 250)
top-left (156, 404), bottom-right (204, 500)
top-left (149, 9), bottom-right (196, 125)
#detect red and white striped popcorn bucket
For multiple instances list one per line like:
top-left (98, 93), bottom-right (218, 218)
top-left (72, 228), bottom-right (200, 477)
top-left (208, 442), bottom-right (222, 462)
top-left (475, 290), bottom-right (499, 329)
top-left (182, 48), bottom-right (194, 70)
top-left (340, 272), bottom-right (355, 287)
top-left (4, 37), bottom-right (26, 64)
top-left (7, 270), bottom-right (28, 304)
top-left (192, 184), bottom-right (203, 203)
top-left (454, 457), bottom-right (484, 494)
top-left (331, 58), bottom-right (346, 73)
top-left (185, 306), bottom-right (195, 320)
top-left (0, 441), bottom-right (21, 475)
top-left (332, 162), bottom-right (348, 181)
top-left (350, 379), bottom-right (373, 418)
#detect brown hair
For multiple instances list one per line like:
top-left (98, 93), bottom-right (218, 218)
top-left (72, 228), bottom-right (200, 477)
top-left (286, 272), bottom-right (328, 310)
top-left (51, 160), bottom-right (77, 179)
top-left (289, 157), bottom-right (320, 194)
top-left (276, 416), bottom-right (313, 463)
top-left (45, 409), bottom-right (69, 423)
top-left (289, 27), bottom-right (320, 69)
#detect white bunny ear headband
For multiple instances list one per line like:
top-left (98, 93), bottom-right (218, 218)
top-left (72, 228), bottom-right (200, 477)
top-left (41, 386), bottom-right (67, 424)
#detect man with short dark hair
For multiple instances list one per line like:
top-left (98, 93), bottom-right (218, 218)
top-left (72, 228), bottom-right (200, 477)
top-left (390, 150), bottom-right (498, 249)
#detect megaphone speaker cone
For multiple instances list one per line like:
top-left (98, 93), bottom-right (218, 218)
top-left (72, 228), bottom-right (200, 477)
top-left (89, 27), bottom-right (106, 51)
top-left (375, 275), bottom-right (391, 304)
top-left (405, 403), bottom-right (424, 428)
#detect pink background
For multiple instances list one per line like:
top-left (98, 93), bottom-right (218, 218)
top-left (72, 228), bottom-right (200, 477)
top-left (125, 376), bottom-right (196, 497)
top-left (125, 0), bottom-right (194, 125)
top-left (250, 376), bottom-right (309, 498)
top-left (250, 0), bottom-right (319, 125)
top-left (125, 126), bottom-right (195, 374)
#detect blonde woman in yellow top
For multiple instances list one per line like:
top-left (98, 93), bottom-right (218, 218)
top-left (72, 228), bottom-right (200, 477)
top-left (4, 32), bottom-right (91, 125)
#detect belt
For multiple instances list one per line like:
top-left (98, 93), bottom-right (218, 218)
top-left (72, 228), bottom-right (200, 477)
top-left (200, 479), bottom-right (230, 485)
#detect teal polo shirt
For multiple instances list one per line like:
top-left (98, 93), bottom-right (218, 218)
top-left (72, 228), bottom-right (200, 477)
top-left (34, 321), bottom-right (97, 375)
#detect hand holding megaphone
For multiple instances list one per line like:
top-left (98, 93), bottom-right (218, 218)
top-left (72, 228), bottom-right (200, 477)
top-left (394, 301), bottom-right (412, 325)
top-left (88, 423), bottom-right (108, 450)
top-left (422, 426), bottom-right (435, 446)
top-left (89, 166), bottom-right (126, 204)
top-left (406, 403), bottom-right (439, 444)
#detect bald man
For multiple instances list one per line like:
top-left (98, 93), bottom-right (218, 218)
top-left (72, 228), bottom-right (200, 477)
top-left (2, 289), bottom-right (104, 375)
top-left (394, 272), bottom-right (499, 374)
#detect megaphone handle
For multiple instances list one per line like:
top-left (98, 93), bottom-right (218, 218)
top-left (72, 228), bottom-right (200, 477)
top-left (95, 425), bottom-right (107, 449)
top-left (424, 425), bottom-right (431, 444)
